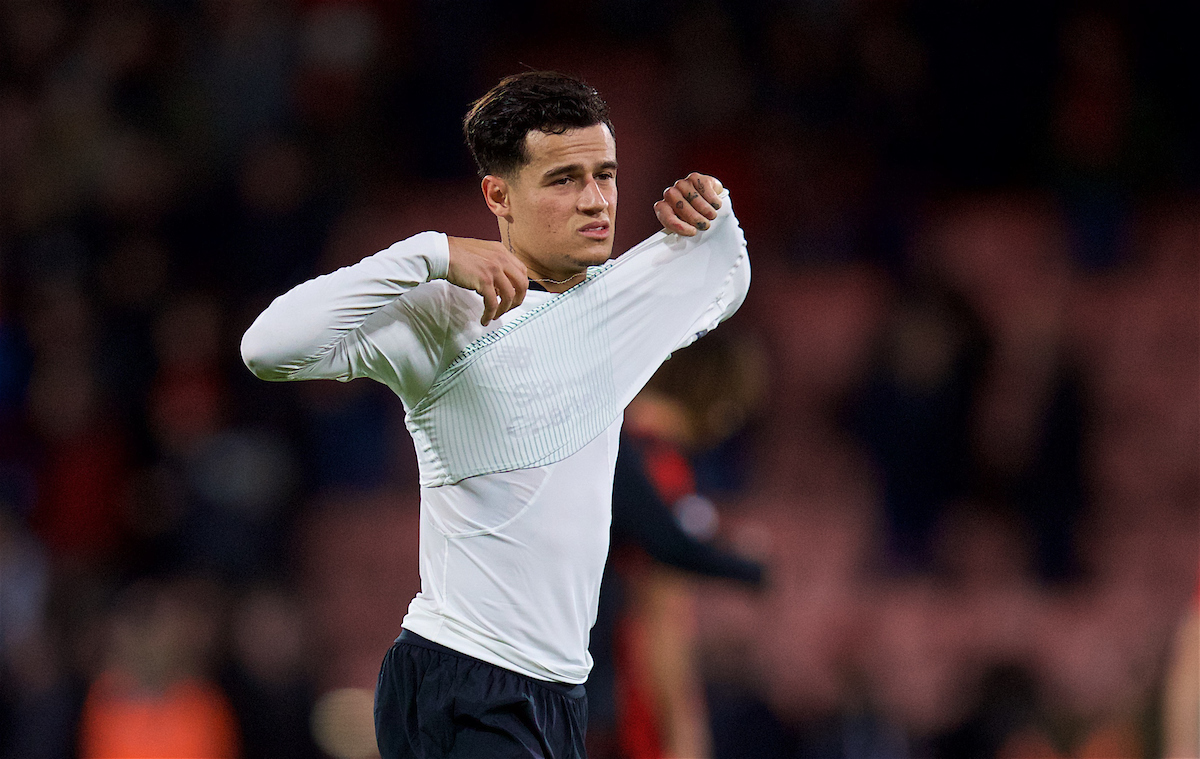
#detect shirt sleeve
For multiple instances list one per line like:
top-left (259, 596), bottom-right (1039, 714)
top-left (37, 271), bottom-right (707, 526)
top-left (240, 231), bottom-right (455, 403)
top-left (670, 190), bottom-right (751, 352)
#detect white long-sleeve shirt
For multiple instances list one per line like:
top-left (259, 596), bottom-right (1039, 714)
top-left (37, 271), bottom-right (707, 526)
top-left (241, 194), bottom-right (749, 683)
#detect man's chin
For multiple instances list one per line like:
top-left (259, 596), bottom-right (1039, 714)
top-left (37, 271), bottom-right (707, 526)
top-left (572, 242), bottom-right (615, 266)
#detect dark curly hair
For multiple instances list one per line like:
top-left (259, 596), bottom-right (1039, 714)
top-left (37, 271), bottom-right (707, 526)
top-left (463, 71), bottom-right (614, 178)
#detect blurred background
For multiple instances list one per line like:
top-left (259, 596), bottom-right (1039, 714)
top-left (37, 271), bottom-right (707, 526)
top-left (0, 0), bottom-right (1196, 758)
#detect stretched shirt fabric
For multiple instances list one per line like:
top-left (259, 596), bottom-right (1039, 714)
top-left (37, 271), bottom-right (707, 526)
top-left (407, 193), bottom-right (749, 486)
top-left (240, 191), bottom-right (749, 684)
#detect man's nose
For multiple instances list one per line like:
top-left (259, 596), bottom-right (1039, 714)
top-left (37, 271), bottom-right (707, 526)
top-left (578, 179), bottom-right (609, 213)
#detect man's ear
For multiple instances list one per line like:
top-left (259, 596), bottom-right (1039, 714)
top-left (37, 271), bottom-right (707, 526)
top-left (481, 175), bottom-right (511, 219)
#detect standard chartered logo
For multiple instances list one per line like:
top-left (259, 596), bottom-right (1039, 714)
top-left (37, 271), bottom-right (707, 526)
top-left (506, 379), bottom-right (602, 438)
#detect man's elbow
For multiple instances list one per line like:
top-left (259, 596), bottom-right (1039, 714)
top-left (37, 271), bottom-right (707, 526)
top-left (239, 325), bottom-right (291, 381)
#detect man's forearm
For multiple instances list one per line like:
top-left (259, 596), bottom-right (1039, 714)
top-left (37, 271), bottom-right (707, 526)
top-left (241, 231), bottom-right (449, 382)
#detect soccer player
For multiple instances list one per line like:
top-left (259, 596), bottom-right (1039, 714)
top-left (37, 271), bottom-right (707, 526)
top-left (241, 71), bottom-right (749, 759)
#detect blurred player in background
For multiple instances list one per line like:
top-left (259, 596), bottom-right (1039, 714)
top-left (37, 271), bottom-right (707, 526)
top-left (589, 330), bottom-right (766, 759)
top-left (1163, 577), bottom-right (1199, 759)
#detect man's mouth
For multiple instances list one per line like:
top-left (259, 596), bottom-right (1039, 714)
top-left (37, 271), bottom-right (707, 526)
top-left (578, 222), bottom-right (610, 240)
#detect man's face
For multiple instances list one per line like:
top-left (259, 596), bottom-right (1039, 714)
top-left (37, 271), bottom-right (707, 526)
top-left (503, 123), bottom-right (617, 281)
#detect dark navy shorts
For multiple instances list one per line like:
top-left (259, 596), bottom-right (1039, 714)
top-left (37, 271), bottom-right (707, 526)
top-left (374, 630), bottom-right (588, 759)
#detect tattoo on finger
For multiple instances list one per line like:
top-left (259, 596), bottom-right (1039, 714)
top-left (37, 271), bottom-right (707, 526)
top-left (686, 192), bottom-right (698, 201)
top-left (676, 200), bottom-right (685, 209)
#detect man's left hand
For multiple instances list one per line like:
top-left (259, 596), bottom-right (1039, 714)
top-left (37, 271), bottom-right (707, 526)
top-left (654, 172), bottom-right (724, 237)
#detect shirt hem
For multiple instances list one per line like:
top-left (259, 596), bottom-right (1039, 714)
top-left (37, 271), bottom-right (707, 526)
top-left (400, 613), bottom-right (590, 685)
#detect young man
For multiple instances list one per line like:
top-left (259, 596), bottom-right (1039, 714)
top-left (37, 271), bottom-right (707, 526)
top-left (241, 71), bottom-right (749, 758)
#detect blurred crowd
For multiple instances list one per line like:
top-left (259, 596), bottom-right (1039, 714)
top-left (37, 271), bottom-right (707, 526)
top-left (0, 1), bottom-right (1195, 758)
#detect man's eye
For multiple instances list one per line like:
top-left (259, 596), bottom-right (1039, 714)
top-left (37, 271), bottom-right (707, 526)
top-left (596, 172), bottom-right (614, 181)
top-left (553, 176), bottom-right (572, 185)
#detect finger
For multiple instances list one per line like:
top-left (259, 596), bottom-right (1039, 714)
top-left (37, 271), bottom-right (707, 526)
top-left (496, 252), bottom-right (527, 308)
top-left (689, 172), bottom-right (723, 209)
top-left (664, 186), bottom-right (713, 231)
top-left (655, 198), bottom-right (698, 236)
top-left (479, 283), bottom-right (498, 325)
top-left (508, 267), bottom-right (528, 307)
top-left (493, 274), bottom-right (517, 319)
top-left (673, 179), bottom-right (718, 222)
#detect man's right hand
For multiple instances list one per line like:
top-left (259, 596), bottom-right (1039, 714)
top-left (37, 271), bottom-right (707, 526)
top-left (446, 237), bottom-right (529, 325)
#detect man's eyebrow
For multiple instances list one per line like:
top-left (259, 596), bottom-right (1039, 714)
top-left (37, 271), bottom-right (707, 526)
top-left (542, 161), bottom-right (619, 179)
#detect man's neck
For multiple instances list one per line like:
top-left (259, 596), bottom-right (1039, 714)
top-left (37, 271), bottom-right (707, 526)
top-left (526, 270), bottom-right (585, 293)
